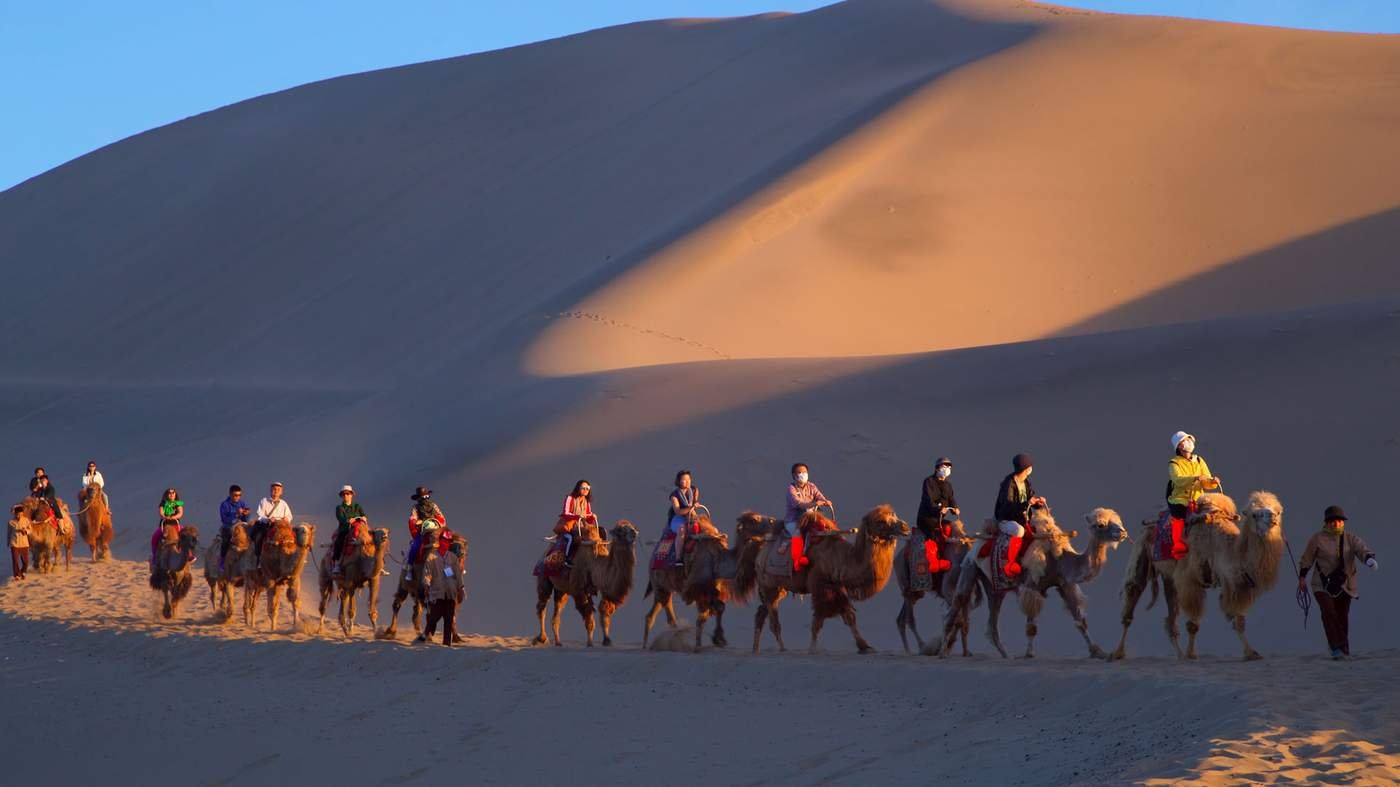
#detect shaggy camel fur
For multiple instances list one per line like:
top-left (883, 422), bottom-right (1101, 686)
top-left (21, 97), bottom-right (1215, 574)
top-left (533, 521), bottom-right (638, 647)
top-left (1111, 491), bottom-right (1284, 661)
top-left (642, 514), bottom-right (768, 651)
top-left (151, 521), bottom-right (199, 620)
top-left (378, 532), bottom-right (469, 641)
top-left (18, 497), bottom-right (68, 574)
top-left (317, 524), bottom-right (390, 637)
top-left (936, 507), bottom-right (1126, 659)
top-left (203, 523), bottom-right (251, 621)
top-left (745, 506), bottom-right (909, 654)
top-left (245, 522), bottom-right (315, 632)
top-left (893, 517), bottom-right (981, 655)
top-left (77, 483), bottom-right (113, 562)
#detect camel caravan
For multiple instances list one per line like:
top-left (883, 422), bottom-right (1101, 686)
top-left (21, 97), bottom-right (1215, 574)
top-left (15, 432), bottom-right (1342, 662)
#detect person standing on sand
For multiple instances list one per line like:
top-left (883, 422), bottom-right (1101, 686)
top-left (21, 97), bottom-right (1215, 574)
top-left (993, 454), bottom-right (1045, 578)
top-left (1299, 506), bottom-right (1379, 660)
top-left (785, 463), bottom-right (833, 572)
top-left (251, 482), bottom-right (293, 565)
top-left (1166, 431), bottom-right (1221, 559)
top-left (417, 537), bottom-right (465, 646)
top-left (915, 457), bottom-right (959, 573)
top-left (8, 505), bottom-right (31, 580)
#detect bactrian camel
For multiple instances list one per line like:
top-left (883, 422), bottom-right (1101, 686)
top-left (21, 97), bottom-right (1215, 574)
top-left (936, 507), bottom-right (1126, 659)
top-left (378, 527), bottom-right (469, 641)
top-left (641, 512), bottom-right (768, 651)
top-left (150, 520), bottom-right (200, 620)
top-left (742, 506), bottom-right (909, 654)
top-left (19, 496), bottom-right (70, 574)
top-left (245, 522), bottom-right (315, 632)
top-left (533, 520), bottom-right (638, 647)
top-left (1110, 491), bottom-right (1284, 661)
top-left (317, 523), bottom-right (390, 637)
top-left (893, 516), bottom-right (980, 655)
top-left (77, 482), bottom-right (114, 562)
top-left (203, 522), bottom-right (252, 621)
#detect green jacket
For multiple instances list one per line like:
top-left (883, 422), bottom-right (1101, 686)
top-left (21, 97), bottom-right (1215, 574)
top-left (336, 502), bottom-right (366, 530)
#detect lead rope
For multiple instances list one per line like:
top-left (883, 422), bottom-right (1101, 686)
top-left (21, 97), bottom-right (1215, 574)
top-left (1285, 538), bottom-right (1310, 628)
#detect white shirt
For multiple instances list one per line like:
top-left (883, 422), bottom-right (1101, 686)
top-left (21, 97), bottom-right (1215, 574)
top-left (82, 471), bottom-right (105, 489)
top-left (256, 497), bottom-right (293, 523)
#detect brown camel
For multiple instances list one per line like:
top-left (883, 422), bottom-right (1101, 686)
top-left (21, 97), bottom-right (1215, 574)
top-left (893, 516), bottom-right (980, 655)
top-left (18, 497), bottom-right (63, 574)
top-left (77, 483), bottom-right (113, 561)
top-left (532, 520), bottom-right (638, 647)
top-left (203, 522), bottom-right (251, 621)
top-left (641, 512), bottom-right (769, 651)
top-left (1110, 491), bottom-right (1284, 661)
top-left (745, 506), bottom-right (910, 654)
top-left (936, 507), bottom-right (1126, 659)
top-left (150, 520), bottom-right (200, 620)
top-left (316, 523), bottom-right (390, 637)
top-left (245, 522), bottom-right (315, 632)
top-left (378, 527), bottom-right (469, 641)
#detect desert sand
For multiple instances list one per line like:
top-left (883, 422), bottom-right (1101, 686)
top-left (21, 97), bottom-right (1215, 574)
top-left (3, 0), bottom-right (1400, 783)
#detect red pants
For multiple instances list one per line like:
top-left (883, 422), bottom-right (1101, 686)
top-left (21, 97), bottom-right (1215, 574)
top-left (1315, 592), bottom-right (1352, 655)
top-left (424, 599), bottom-right (457, 645)
top-left (10, 546), bottom-right (28, 578)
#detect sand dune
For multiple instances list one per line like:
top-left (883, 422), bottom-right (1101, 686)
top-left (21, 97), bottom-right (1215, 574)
top-left (4, 0), bottom-right (1400, 782)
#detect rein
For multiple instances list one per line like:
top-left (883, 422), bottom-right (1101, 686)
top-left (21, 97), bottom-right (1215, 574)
top-left (1285, 537), bottom-right (1310, 628)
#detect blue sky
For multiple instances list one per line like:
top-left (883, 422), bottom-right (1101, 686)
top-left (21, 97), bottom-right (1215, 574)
top-left (3, 1), bottom-right (1397, 191)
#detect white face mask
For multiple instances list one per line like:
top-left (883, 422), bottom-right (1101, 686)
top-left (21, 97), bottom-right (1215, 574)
top-left (935, 467), bottom-right (951, 480)
top-left (1181, 439), bottom-right (1195, 455)
top-left (794, 472), bottom-right (809, 485)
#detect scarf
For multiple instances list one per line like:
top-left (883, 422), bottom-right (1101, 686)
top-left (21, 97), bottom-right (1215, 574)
top-left (1323, 521), bottom-right (1345, 535)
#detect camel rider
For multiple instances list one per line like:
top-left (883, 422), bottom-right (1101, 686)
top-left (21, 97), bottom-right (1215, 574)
top-left (667, 470), bottom-right (699, 567)
top-left (406, 486), bottom-right (446, 565)
top-left (80, 461), bottom-right (109, 508)
top-left (994, 454), bottom-right (1045, 578)
top-left (1166, 431), bottom-right (1221, 559)
top-left (916, 457), bottom-right (959, 573)
top-left (330, 485), bottom-right (367, 576)
top-left (785, 463), bottom-right (832, 572)
top-left (30, 471), bottom-right (59, 513)
top-left (217, 484), bottom-right (251, 569)
top-left (251, 482), bottom-right (293, 566)
top-left (150, 488), bottom-right (185, 569)
top-left (553, 480), bottom-right (596, 567)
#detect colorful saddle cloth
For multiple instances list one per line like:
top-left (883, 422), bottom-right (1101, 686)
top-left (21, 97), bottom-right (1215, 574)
top-left (533, 538), bottom-right (569, 578)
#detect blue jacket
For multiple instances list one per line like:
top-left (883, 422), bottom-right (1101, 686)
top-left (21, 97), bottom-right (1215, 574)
top-left (220, 497), bottom-right (250, 528)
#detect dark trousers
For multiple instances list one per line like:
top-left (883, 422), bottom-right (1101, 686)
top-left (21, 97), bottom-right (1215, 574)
top-left (1314, 592), bottom-right (1352, 654)
top-left (331, 526), bottom-right (350, 562)
top-left (10, 546), bottom-right (28, 578)
top-left (424, 599), bottom-right (457, 645)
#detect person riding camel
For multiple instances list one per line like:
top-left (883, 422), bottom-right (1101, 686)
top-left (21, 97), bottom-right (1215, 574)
top-left (80, 461), bottom-right (108, 508)
top-left (667, 470), bottom-right (700, 567)
top-left (218, 484), bottom-right (251, 570)
top-left (330, 485), bottom-right (368, 577)
top-left (553, 480), bottom-right (596, 567)
top-left (406, 486), bottom-right (446, 567)
top-left (1166, 431), bottom-right (1221, 559)
top-left (915, 457), bottom-right (959, 573)
top-left (994, 454), bottom-right (1045, 578)
top-left (251, 482), bottom-right (293, 567)
top-left (30, 470), bottom-right (59, 513)
top-left (785, 463), bottom-right (833, 572)
top-left (150, 488), bottom-right (185, 569)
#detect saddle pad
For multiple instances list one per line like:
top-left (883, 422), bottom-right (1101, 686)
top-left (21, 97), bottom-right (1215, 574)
top-left (1150, 510), bottom-right (1196, 563)
top-left (764, 536), bottom-right (793, 577)
top-left (533, 541), bottom-right (567, 578)
top-left (908, 532), bottom-right (933, 592)
top-left (650, 533), bottom-right (677, 570)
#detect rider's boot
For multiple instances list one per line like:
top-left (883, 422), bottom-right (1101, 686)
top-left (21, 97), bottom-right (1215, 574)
top-left (1170, 516), bottom-right (1189, 560)
top-left (1003, 535), bottom-right (1024, 577)
top-left (791, 534), bottom-right (809, 571)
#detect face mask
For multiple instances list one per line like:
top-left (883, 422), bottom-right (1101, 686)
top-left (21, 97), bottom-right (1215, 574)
top-left (935, 467), bottom-right (951, 480)
top-left (1181, 439), bottom-right (1195, 454)
top-left (794, 472), bottom-right (809, 485)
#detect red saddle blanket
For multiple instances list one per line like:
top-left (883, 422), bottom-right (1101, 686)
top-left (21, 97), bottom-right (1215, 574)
top-left (533, 539), bottom-right (568, 578)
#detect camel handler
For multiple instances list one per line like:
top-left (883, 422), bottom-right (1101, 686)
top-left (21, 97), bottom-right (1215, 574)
top-left (1299, 506), bottom-right (1379, 660)
top-left (1166, 431), bottom-right (1221, 559)
top-left (330, 485), bottom-right (367, 577)
top-left (785, 463), bottom-right (833, 572)
top-left (217, 485), bottom-right (251, 570)
top-left (993, 454), bottom-right (1045, 578)
top-left (251, 482), bottom-right (293, 567)
top-left (416, 537), bottom-right (465, 646)
top-left (8, 504), bottom-right (31, 580)
top-left (916, 457), bottom-right (959, 573)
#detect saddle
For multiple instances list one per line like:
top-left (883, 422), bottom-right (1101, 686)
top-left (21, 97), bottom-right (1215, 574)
top-left (977, 522), bottom-right (1032, 590)
top-left (908, 531), bottom-right (934, 592)
top-left (343, 521), bottom-right (374, 560)
top-left (764, 534), bottom-right (794, 577)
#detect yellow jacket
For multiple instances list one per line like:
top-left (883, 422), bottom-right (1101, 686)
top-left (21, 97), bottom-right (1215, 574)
top-left (1168, 455), bottom-right (1215, 506)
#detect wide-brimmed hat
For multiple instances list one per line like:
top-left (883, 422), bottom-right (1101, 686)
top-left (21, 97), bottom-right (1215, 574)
top-left (1012, 453), bottom-right (1033, 472)
top-left (411, 486), bottom-right (432, 500)
top-left (935, 457), bottom-right (953, 468)
top-left (1323, 505), bottom-right (1348, 522)
top-left (339, 485), bottom-right (354, 495)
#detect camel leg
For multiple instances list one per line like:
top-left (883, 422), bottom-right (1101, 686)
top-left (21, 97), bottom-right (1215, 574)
top-left (1109, 577), bottom-right (1147, 662)
top-left (318, 582), bottom-right (332, 634)
top-left (550, 591), bottom-right (565, 646)
top-left (986, 590), bottom-right (1009, 659)
top-left (379, 588), bottom-right (406, 639)
top-left (643, 593), bottom-right (666, 648)
top-left (808, 610), bottom-right (826, 655)
top-left (368, 578), bottom-right (380, 633)
top-left (344, 588), bottom-right (357, 637)
top-left (840, 605), bottom-right (874, 655)
top-left (896, 597), bottom-right (913, 654)
top-left (599, 598), bottom-right (615, 647)
top-left (1161, 576), bottom-right (1184, 659)
top-left (694, 605), bottom-right (710, 652)
top-left (752, 599), bottom-right (769, 653)
top-left (1060, 584), bottom-right (1104, 659)
top-left (1178, 576), bottom-right (1205, 661)
top-left (578, 594), bottom-right (597, 647)
top-left (1184, 619), bottom-right (1201, 660)
top-left (665, 596), bottom-right (679, 627)
top-left (1225, 595), bottom-right (1263, 661)
top-left (711, 600), bottom-right (727, 648)
top-left (288, 582), bottom-right (301, 630)
top-left (268, 584), bottom-right (281, 632)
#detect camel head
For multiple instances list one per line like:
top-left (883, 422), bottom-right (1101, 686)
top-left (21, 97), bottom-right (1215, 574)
top-left (1242, 491), bottom-right (1283, 537)
top-left (369, 527), bottom-right (390, 548)
top-left (449, 534), bottom-right (468, 560)
top-left (178, 525), bottom-right (200, 551)
top-left (609, 520), bottom-right (638, 547)
top-left (859, 504), bottom-right (910, 543)
top-left (293, 523), bottom-right (315, 548)
top-left (1192, 492), bottom-right (1241, 532)
top-left (1083, 508), bottom-right (1127, 548)
top-left (735, 512), bottom-right (779, 542)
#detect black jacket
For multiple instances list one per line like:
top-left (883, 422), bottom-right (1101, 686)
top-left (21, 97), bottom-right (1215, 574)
top-left (993, 473), bottom-right (1037, 525)
top-left (916, 476), bottom-right (957, 532)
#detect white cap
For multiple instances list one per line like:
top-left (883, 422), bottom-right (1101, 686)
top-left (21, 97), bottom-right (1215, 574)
top-left (1171, 431), bottom-right (1194, 451)
top-left (339, 485), bottom-right (354, 494)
